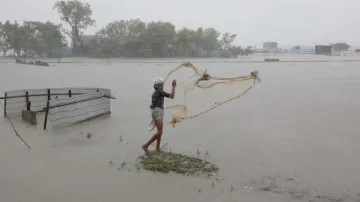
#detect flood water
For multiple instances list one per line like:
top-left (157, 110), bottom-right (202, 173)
top-left (1, 55), bottom-right (360, 202)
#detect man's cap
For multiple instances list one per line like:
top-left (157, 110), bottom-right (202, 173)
top-left (153, 77), bottom-right (164, 85)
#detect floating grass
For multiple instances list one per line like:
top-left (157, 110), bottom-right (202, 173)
top-left (138, 151), bottom-right (219, 175)
top-left (86, 132), bottom-right (93, 139)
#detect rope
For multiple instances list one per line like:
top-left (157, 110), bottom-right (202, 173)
top-left (0, 101), bottom-right (31, 149)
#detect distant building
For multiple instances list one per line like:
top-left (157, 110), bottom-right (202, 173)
top-left (290, 46), bottom-right (301, 53)
top-left (263, 42), bottom-right (278, 50)
top-left (72, 35), bottom-right (100, 48)
top-left (330, 43), bottom-right (350, 52)
top-left (82, 35), bottom-right (100, 47)
top-left (49, 47), bottom-right (73, 57)
top-left (71, 35), bottom-right (101, 54)
top-left (72, 35), bottom-right (100, 47)
top-left (315, 45), bottom-right (332, 55)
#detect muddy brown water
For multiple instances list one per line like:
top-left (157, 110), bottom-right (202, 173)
top-left (1, 56), bottom-right (360, 202)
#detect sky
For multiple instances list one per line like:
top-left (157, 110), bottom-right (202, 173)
top-left (0, 0), bottom-right (359, 48)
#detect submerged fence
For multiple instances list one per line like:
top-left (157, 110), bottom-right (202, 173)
top-left (47, 91), bottom-right (112, 129)
top-left (1, 87), bottom-right (114, 129)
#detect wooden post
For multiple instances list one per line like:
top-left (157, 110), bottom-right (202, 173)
top-left (27, 101), bottom-right (31, 111)
top-left (25, 91), bottom-right (29, 110)
top-left (47, 89), bottom-right (50, 101)
top-left (4, 93), bottom-right (7, 118)
top-left (43, 89), bottom-right (50, 130)
top-left (43, 101), bottom-right (49, 130)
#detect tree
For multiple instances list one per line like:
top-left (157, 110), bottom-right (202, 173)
top-left (53, 0), bottom-right (95, 53)
top-left (0, 21), bottom-right (12, 56)
top-left (220, 33), bottom-right (237, 51)
top-left (123, 19), bottom-right (147, 57)
top-left (96, 19), bottom-right (146, 57)
top-left (138, 21), bottom-right (176, 57)
top-left (201, 28), bottom-right (221, 55)
top-left (96, 20), bottom-right (177, 57)
top-left (29, 21), bottom-right (66, 56)
top-left (7, 21), bottom-right (41, 57)
top-left (244, 46), bottom-right (253, 55)
top-left (174, 28), bottom-right (196, 56)
top-left (1, 20), bottom-right (65, 57)
top-left (228, 45), bottom-right (243, 57)
top-left (190, 27), bottom-right (221, 57)
top-left (8, 21), bottom-right (25, 57)
top-left (2, 15), bottom-right (244, 58)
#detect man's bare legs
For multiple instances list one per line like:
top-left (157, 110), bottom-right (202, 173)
top-left (142, 119), bottom-right (163, 154)
top-left (156, 135), bottom-right (161, 151)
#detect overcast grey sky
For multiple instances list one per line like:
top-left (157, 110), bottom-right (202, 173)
top-left (0, 0), bottom-right (359, 47)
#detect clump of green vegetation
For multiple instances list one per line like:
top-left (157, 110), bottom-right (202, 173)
top-left (138, 151), bottom-right (219, 176)
top-left (86, 132), bottom-right (93, 139)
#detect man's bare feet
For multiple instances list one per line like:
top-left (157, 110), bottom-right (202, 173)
top-left (142, 145), bottom-right (149, 155)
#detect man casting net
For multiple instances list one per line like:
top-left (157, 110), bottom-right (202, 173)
top-left (152, 62), bottom-right (261, 129)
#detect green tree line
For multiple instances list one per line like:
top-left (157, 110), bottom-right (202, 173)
top-left (0, 0), bottom-right (252, 58)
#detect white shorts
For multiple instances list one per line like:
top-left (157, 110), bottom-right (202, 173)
top-left (151, 107), bottom-right (164, 120)
top-left (148, 107), bottom-right (164, 131)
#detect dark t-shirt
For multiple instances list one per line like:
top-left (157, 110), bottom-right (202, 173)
top-left (150, 89), bottom-right (171, 109)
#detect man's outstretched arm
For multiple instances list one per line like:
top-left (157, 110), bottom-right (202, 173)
top-left (169, 85), bottom-right (175, 99)
top-left (164, 80), bottom-right (176, 99)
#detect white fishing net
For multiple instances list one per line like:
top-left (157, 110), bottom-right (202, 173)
top-left (161, 62), bottom-right (261, 127)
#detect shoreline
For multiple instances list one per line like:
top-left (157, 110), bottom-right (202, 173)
top-left (1, 55), bottom-right (360, 64)
top-left (2, 60), bottom-right (360, 64)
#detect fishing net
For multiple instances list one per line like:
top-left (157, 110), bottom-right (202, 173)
top-left (162, 62), bottom-right (261, 127)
